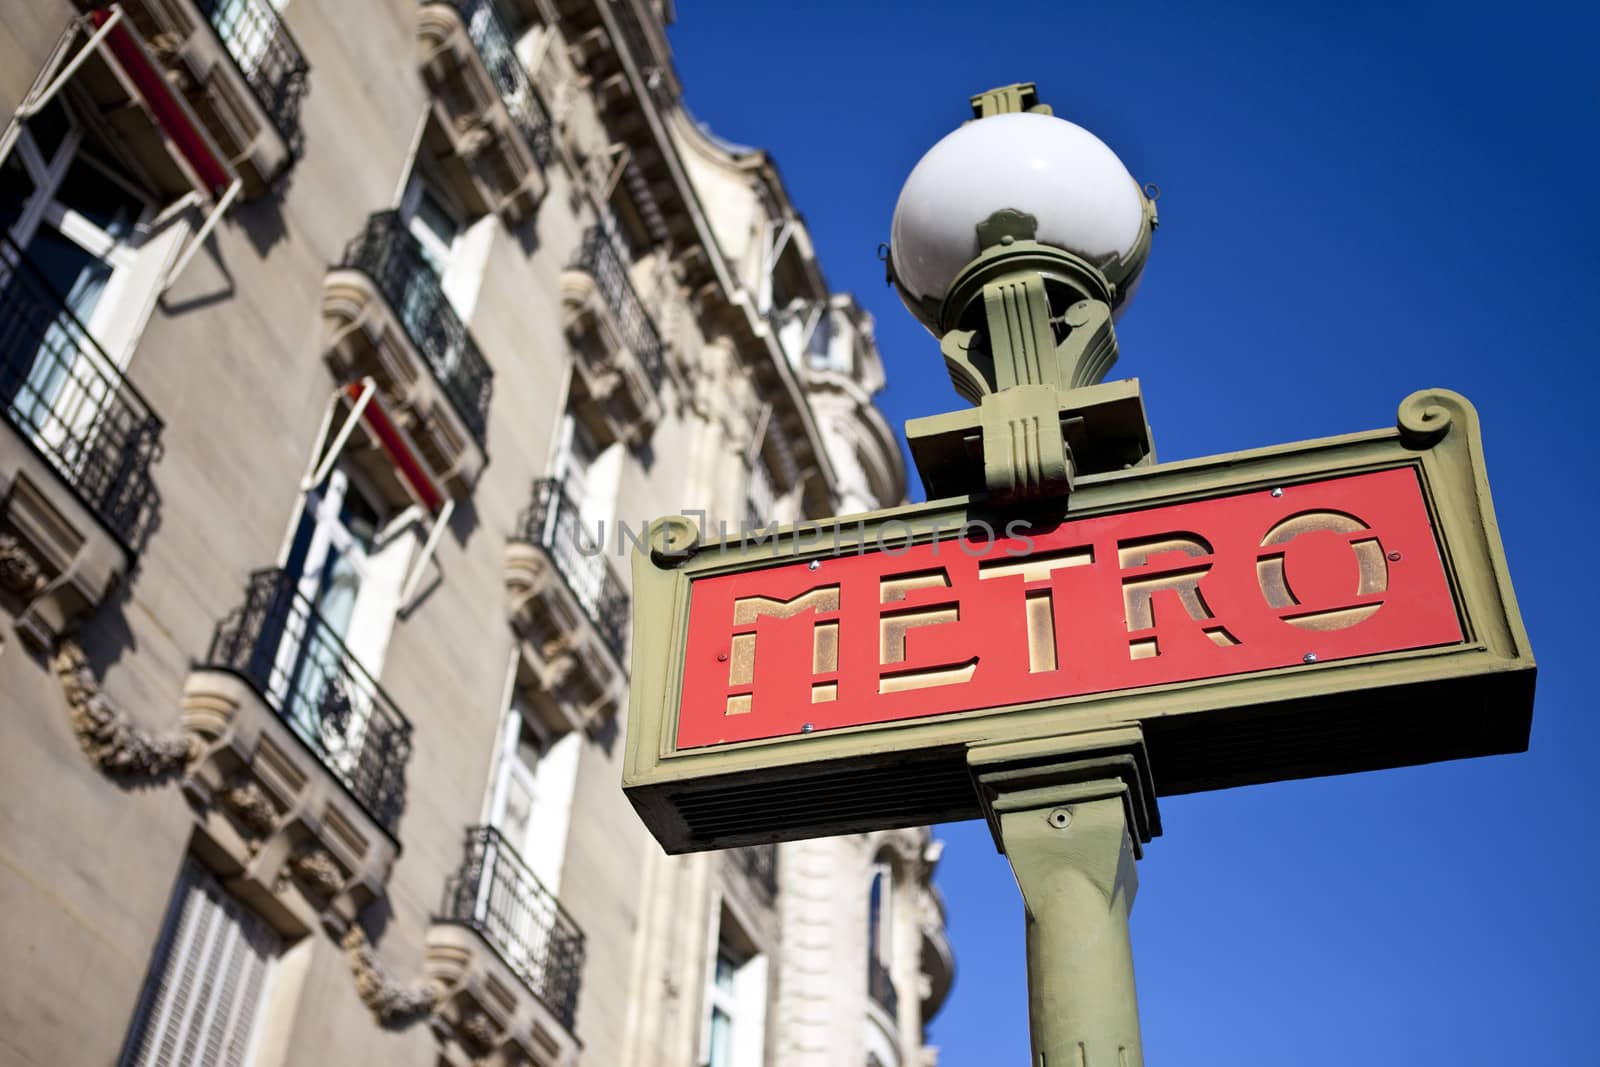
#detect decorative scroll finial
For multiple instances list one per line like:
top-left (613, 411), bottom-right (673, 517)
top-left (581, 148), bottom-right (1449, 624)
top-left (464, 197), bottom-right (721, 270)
top-left (649, 515), bottom-right (701, 566)
top-left (1397, 388), bottom-right (1463, 449)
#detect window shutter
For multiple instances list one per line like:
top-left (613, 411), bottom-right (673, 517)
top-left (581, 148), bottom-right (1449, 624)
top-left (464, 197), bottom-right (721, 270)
top-left (121, 860), bottom-right (280, 1067)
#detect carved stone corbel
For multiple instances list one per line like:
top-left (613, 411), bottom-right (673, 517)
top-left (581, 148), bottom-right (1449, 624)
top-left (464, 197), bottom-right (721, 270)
top-left (0, 533), bottom-right (48, 599)
top-left (221, 776), bottom-right (281, 842)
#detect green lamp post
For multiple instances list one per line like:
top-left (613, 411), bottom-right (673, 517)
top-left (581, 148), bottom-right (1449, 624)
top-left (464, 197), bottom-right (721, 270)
top-left (885, 84), bottom-right (1162, 1064)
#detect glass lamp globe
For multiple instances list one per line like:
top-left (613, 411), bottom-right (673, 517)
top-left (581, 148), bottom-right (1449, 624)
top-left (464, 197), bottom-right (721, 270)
top-left (890, 112), bottom-right (1150, 331)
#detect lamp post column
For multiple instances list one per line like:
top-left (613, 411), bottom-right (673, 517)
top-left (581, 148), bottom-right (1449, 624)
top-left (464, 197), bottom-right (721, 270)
top-left (1006, 790), bottom-right (1144, 1066)
top-left (972, 732), bottom-right (1160, 1066)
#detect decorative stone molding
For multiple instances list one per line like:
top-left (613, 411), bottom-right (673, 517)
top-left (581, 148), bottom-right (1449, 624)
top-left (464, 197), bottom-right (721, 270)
top-left (458, 1008), bottom-right (501, 1055)
top-left (0, 469), bottom-right (124, 652)
top-left (179, 669), bottom-right (400, 938)
top-left (50, 639), bottom-right (195, 778)
top-left (424, 922), bottom-right (582, 1067)
top-left (221, 776), bottom-right (280, 840)
top-left (291, 847), bottom-right (347, 899)
top-left (0, 533), bottom-right (47, 599)
top-left (341, 923), bottom-right (441, 1025)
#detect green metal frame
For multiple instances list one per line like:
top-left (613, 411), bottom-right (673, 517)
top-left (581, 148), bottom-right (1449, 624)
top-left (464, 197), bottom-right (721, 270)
top-left (623, 389), bottom-right (1534, 853)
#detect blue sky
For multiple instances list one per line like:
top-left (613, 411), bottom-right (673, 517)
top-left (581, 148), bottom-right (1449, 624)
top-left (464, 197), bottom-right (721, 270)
top-left (670, 2), bottom-right (1597, 1062)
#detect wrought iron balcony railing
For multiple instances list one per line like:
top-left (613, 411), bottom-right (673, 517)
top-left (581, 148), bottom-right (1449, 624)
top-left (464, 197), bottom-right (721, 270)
top-left (340, 211), bottom-right (493, 442)
top-left (570, 226), bottom-right (665, 391)
top-left (514, 477), bottom-right (628, 661)
top-left (454, 0), bottom-right (555, 167)
top-left (868, 955), bottom-right (899, 1019)
top-left (0, 234), bottom-right (162, 549)
top-left (205, 567), bottom-right (413, 832)
top-left (732, 844), bottom-right (778, 900)
top-left (196, 0), bottom-right (310, 154)
top-left (440, 825), bottom-right (586, 1030)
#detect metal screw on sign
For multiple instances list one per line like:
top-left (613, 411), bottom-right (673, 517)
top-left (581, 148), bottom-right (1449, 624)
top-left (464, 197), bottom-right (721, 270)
top-left (1270, 487), bottom-right (1284, 498)
top-left (808, 559), bottom-right (820, 570)
top-left (1389, 551), bottom-right (1403, 562)
top-left (1303, 652), bottom-right (1318, 663)
top-left (801, 723), bottom-right (814, 733)
top-left (1047, 808), bottom-right (1072, 829)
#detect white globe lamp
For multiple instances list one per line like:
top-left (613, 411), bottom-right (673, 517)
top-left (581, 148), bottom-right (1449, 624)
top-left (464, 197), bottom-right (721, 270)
top-left (888, 109), bottom-right (1155, 336)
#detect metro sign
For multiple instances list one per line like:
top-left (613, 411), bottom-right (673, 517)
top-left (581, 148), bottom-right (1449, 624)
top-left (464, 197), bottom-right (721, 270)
top-left (624, 392), bottom-right (1534, 852)
top-left (679, 468), bottom-right (1458, 748)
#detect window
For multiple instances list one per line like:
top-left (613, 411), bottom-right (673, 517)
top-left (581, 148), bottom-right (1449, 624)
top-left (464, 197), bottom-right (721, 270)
top-left (868, 864), bottom-right (891, 967)
top-left (866, 863), bottom-right (899, 1021)
top-left (205, 0), bottom-right (290, 81)
top-left (601, 185), bottom-right (650, 268)
top-left (272, 463), bottom-right (415, 763)
top-left (701, 909), bottom-right (767, 1067)
top-left (2, 97), bottom-right (173, 377)
top-left (402, 180), bottom-right (460, 278)
top-left (745, 455), bottom-right (776, 529)
top-left (549, 409), bottom-right (621, 603)
top-left (120, 859), bottom-right (280, 1067)
top-left (706, 946), bottom-right (739, 1067)
top-left (488, 692), bottom-right (580, 895)
top-left (805, 304), bottom-right (856, 376)
top-left (398, 165), bottom-right (495, 319)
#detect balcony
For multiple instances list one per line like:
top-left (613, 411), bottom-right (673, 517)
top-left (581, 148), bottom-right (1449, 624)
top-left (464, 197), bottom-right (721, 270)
top-left (504, 478), bottom-right (627, 726)
top-left (559, 226), bottom-right (664, 445)
top-left (417, 0), bottom-right (554, 223)
top-left (556, 0), bottom-right (680, 106)
top-left (322, 211), bottom-right (492, 500)
top-left (0, 235), bottom-right (161, 648)
top-left (869, 955), bottom-right (899, 1021)
top-left (179, 568), bottom-right (412, 935)
top-left (114, 0), bottom-right (309, 193)
top-left (427, 826), bottom-right (584, 1064)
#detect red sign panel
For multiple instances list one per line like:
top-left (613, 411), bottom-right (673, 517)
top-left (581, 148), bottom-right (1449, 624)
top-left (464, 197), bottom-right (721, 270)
top-left (677, 468), bottom-right (1462, 748)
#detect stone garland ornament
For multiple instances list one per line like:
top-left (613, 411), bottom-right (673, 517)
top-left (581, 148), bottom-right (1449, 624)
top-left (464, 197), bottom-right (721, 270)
top-left (51, 638), bottom-right (195, 778)
top-left (48, 634), bottom-right (439, 1041)
top-left (341, 923), bottom-right (441, 1025)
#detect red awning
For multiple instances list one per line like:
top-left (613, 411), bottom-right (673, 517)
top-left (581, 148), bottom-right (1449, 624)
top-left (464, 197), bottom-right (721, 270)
top-left (89, 7), bottom-right (232, 195)
top-left (345, 382), bottom-right (445, 515)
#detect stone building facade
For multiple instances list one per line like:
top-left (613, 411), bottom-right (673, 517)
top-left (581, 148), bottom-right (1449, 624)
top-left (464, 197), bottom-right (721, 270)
top-left (0, 2), bottom-right (951, 1066)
